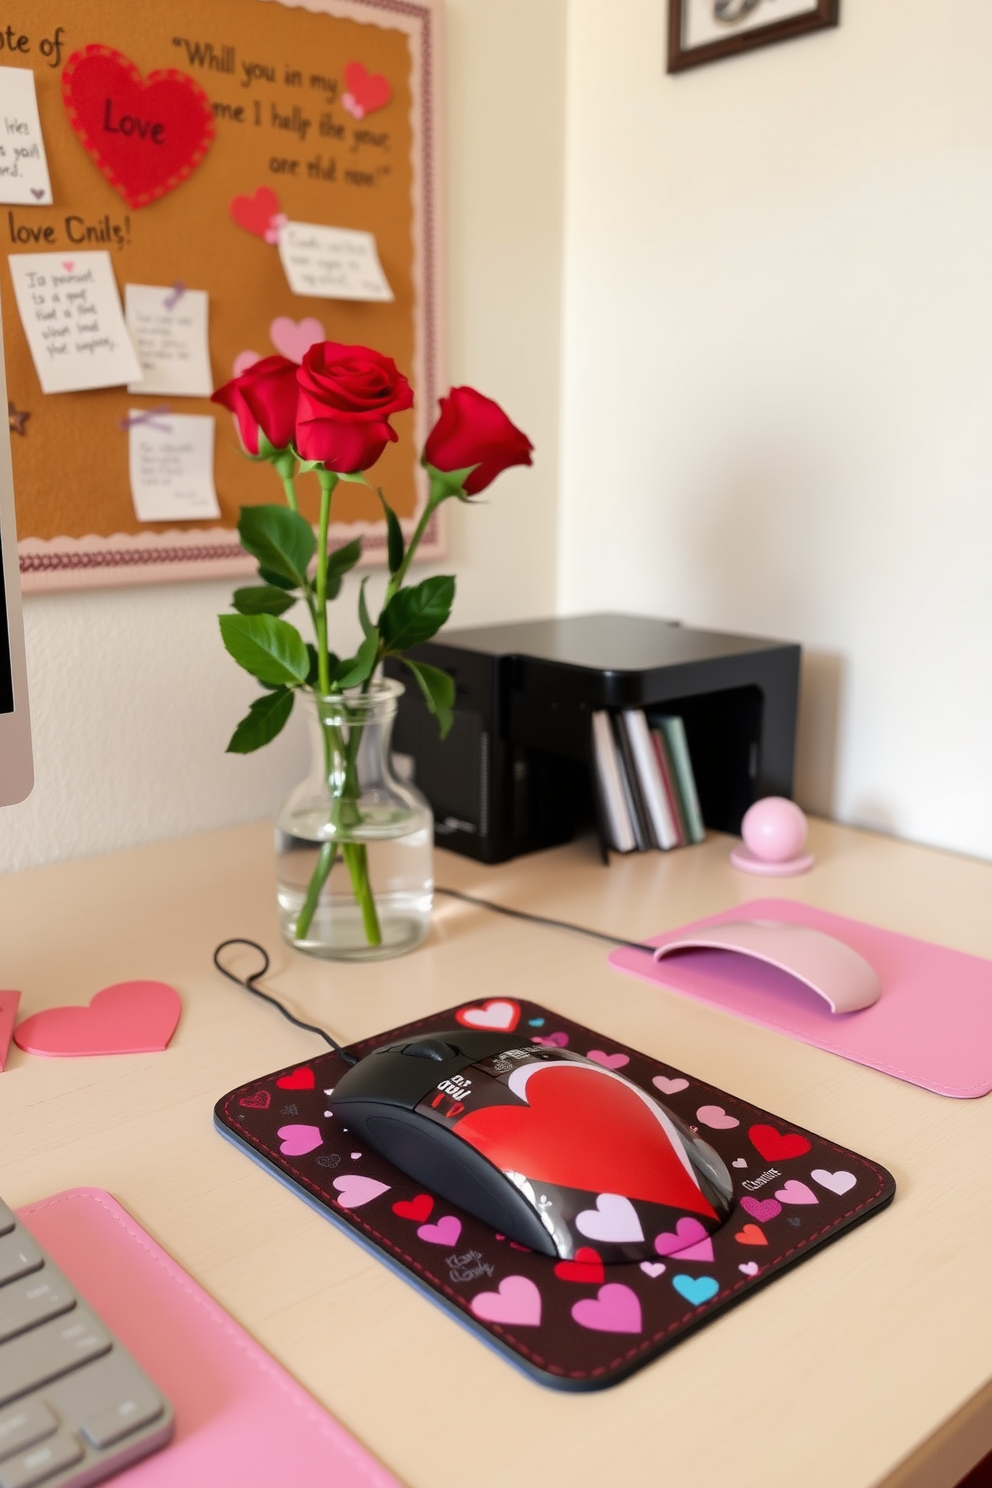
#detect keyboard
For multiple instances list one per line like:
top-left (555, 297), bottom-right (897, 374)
top-left (0, 1197), bottom-right (173, 1488)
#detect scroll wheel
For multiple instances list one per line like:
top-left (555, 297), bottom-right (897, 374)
top-left (401, 1039), bottom-right (458, 1061)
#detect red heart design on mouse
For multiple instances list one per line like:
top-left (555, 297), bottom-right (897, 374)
top-left (230, 184), bottom-right (281, 239)
top-left (13, 981), bottom-right (181, 1056)
top-left (343, 61), bottom-right (392, 116)
top-left (454, 1064), bottom-right (717, 1218)
top-left (62, 45), bottom-right (215, 209)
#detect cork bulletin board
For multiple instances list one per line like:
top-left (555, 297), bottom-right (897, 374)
top-left (2, 0), bottom-right (443, 591)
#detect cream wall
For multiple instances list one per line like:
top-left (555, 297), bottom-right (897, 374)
top-left (0, 0), bottom-right (566, 875)
top-left (558, 0), bottom-right (992, 859)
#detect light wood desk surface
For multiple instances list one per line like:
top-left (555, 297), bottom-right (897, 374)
top-left (1, 819), bottom-right (990, 1488)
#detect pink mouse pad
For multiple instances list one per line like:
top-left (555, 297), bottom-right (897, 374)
top-left (17, 1189), bottom-right (400, 1488)
top-left (608, 899), bottom-right (992, 1099)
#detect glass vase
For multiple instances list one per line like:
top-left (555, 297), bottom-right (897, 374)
top-left (275, 679), bottom-right (433, 961)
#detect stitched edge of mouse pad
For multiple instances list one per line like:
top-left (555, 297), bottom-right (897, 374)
top-left (215, 998), bottom-right (895, 1391)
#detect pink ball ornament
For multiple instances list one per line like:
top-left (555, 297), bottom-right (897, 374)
top-left (731, 797), bottom-right (814, 876)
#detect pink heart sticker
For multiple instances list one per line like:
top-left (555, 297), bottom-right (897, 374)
top-left (640, 1261), bottom-right (666, 1278)
top-left (333, 1174), bottom-right (390, 1209)
top-left (586, 1050), bottom-right (629, 1070)
top-left (269, 315), bottom-right (326, 364)
top-left (470, 1275), bottom-right (541, 1327)
top-left (232, 350), bottom-right (262, 377)
top-left (572, 1283), bottom-right (642, 1335)
top-left (13, 981), bottom-right (181, 1057)
top-left (343, 60), bottom-right (392, 117)
top-left (696, 1104), bottom-right (739, 1130)
top-left (62, 261), bottom-right (75, 272)
top-left (575, 1194), bottom-right (643, 1245)
top-left (532, 1031), bottom-right (569, 1048)
top-left (653, 1075), bottom-right (689, 1095)
top-left (277, 1124), bottom-right (323, 1156)
top-left (741, 1196), bottom-right (781, 1223)
top-left (775, 1179), bottom-right (819, 1206)
top-left (739, 1261), bottom-right (760, 1277)
top-left (417, 1215), bottom-right (462, 1247)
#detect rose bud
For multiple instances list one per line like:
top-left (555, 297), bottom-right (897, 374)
top-left (295, 342), bottom-right (414, 473)
top-left (424, 386), bottom-right (533, 495)
top-left (212, 355), bottom-right (300, 457)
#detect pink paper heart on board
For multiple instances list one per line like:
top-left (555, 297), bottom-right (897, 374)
top-left (653, 1075), bottom-right (689, 1095)
top-left (417, 1214), bottom-right (462, 1246)
top-left (232, 350), bottom-right (261, 377)
top-left (13, 981), bottom-right (181, 1057)
top-left (342, 60), bottom-right (391, 117)
top-left (586, 1050), bottom-right (629, 1070)
top-left (741, 1196), bottom-right (782, 1223)
top-left (277, 1124), bottom-right (322, 1156)
top-left (775, 1180), bottom-right (819, 1206)
top-left (572, 1283), bottom-right (642, 1335)
top-left (333, 1174), bottom-right (390, 1209)
top-left (470, 1275), bottom-right (541, 1327)
top-left (696, 1105), bottom-right (739, 1130)
top-left (269, 315), bottom-right (326, 363)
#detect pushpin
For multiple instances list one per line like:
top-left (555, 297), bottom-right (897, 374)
top-left (730, 797), bottom-right (814, 876)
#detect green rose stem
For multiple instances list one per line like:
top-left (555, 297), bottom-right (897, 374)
top-left (294, 466), bottom-right (382, 948)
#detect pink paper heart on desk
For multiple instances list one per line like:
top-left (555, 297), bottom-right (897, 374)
top-left (13, 981), bottom-right (180, 1057)
top-left (269, 316), bottom-right (325, 363)
top-left (1, 990), bottom-right (21, 1071)
top-left (232, 350), bottom-right (262, 378)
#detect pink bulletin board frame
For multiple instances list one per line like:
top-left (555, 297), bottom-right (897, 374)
top-left (14, 0), bottom-right (446, 592)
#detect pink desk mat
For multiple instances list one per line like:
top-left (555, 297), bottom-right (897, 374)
top-left (17, 1188), bottom-right (401, 1488)
top-left (608, 898), bottom-right (992, 1099)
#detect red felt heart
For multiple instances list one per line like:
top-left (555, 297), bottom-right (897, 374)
top-left (392, 1194), bottom-right (434, 1223)
top-left (554, 1247), bottom-right (605, 1284)
top-left (13, 981), bottom-right (181, 1057)
top-left (455, 1064), bottom-right (717, 1218)
top-left (276, 1067), bottom-right (315, 1090)
top-left (748, 1124), bottom-right (812, 1162)
top-left (344, 61), bottom-right (391, 116)
top-left (62, 45), bottom-right (214, 209)
top-left (230, 185), bottom-right (281, 239)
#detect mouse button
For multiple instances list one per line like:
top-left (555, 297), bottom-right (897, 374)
top-left (401, 1039), bottom-right (460, 1062)
top-left (329, 1048), bottom-right (451, 1112)
top-left (364, 1115), bottom-right (557, 1256)
top-left (441, 1030), bottom-right (528, 1060)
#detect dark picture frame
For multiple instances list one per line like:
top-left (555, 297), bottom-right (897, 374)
top-left (668, 0), bottom-right (838, 74)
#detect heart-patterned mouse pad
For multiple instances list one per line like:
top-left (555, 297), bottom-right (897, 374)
top-left (215, 1000), bottom-right (894, 1391)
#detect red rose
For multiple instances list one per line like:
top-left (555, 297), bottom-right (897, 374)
top-left (295, 342), bottom-right (414, 473)
top-left (212, 356), bottom-right (299, 456)
top-left (424, 386), bottom-right (533, 495)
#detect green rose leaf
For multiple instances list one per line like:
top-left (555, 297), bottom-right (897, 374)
top-left (226, 687), bottom-right (295, 754)
top-left (237, 505), bottom-right (315, 589)
top-left (257, 566), bottom-right (297, 592)
top-left (325, 536), bottom-right (363, 601)
top-left (378, 490), bottom-right (405, 575)
top-left (380, 575), bottom-right (455, 653)
top-left (402, 658), bottom-right (455, 739)
top-left (358, 575), bottom-right (374, 638)
top-left (232, 585), bottom-right (296, 617)
top-left (331, 629), bottom-right (380, 689)
top-left (219, 613), bottom-right (310, 686)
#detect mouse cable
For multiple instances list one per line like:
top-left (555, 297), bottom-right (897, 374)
top-left (434, 885), bottom-right (656, 955)
top-left (212, 938), bottom-right (358, 1063)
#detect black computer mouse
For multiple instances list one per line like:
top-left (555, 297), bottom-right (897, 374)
top-left (329, 1030), bottom-right (734, 1263)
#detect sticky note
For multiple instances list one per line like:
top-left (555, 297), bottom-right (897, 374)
top-left (128, 412), bottom-right (221, 522)
top-left (7, 250), bottom-right (142, 394)
top-left (125, 284), bottom-right (213, 397)
top-left (277, 221), bottom-right (393, 302)
top-left (0, 67), bottom-right (53, 206)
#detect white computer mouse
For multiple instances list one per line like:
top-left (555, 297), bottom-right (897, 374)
top-left (653, 919), bottom-right (881, 1014)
